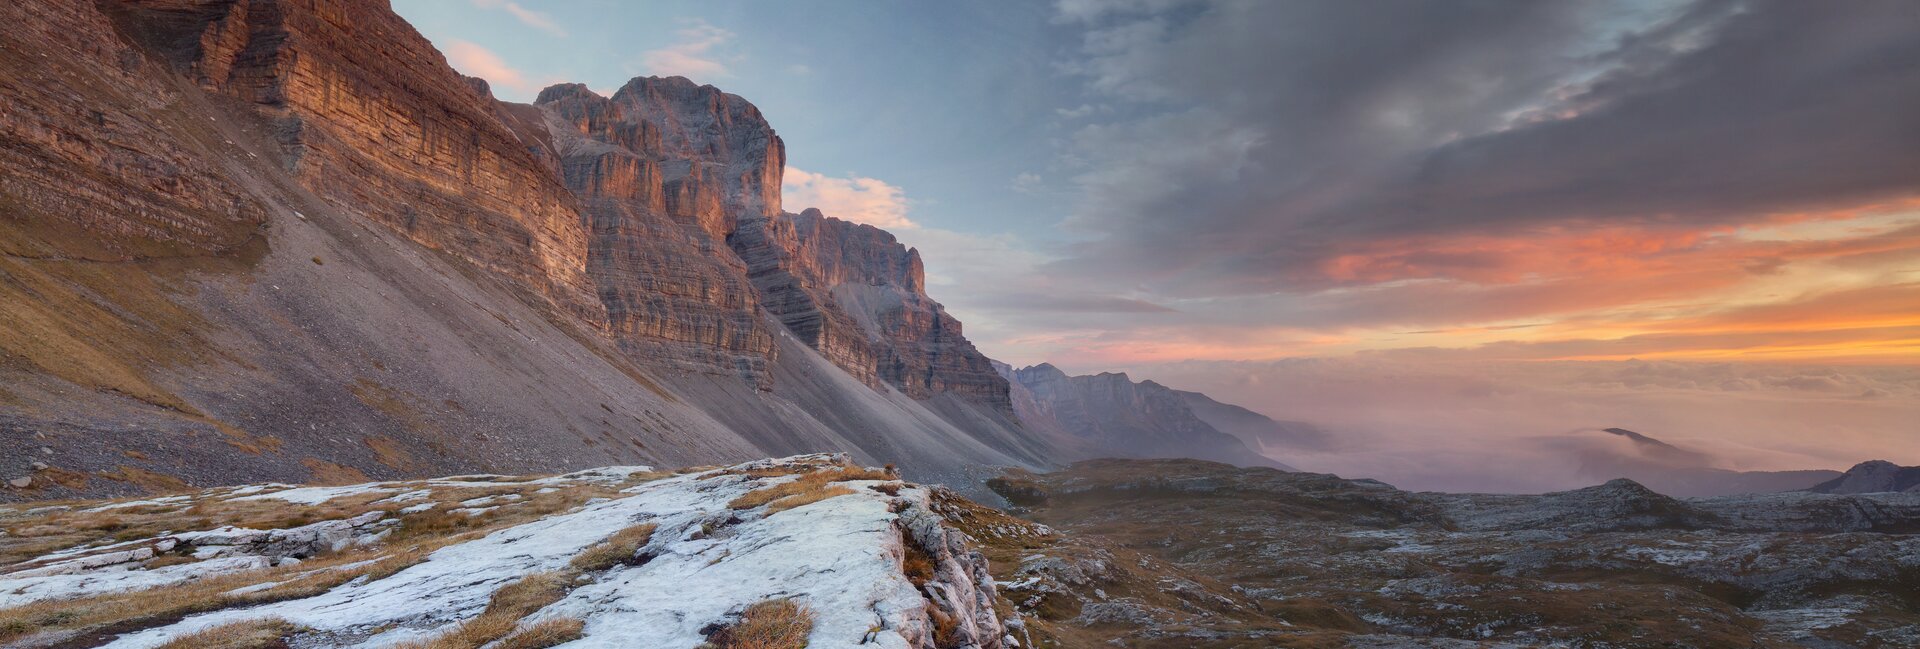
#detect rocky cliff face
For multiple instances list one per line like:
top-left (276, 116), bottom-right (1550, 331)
top-left (735, 209), bottom-right (1014, 411)
top-left (110, 0), bottom-right (602, 318)
top-left (1004, 364), bottom-right (1280, 468)
top-left (535, 80), bottom-right (780, 380)
top-left (0, 0), bottom-right (269, 261)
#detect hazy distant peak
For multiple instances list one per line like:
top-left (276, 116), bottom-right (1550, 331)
top-left (1809, 460), bottom-right (1920, 494)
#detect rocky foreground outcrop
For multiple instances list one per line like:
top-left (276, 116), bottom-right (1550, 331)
top-left (0, 455), bottom-right (1012, 648)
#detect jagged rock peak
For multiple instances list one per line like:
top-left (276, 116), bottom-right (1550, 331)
top-left (1015, 363), bottom-right (1070, 381)
top-left (536, 81), bottom-right (604, 103)
top-left (732, 206), bottom-right (1007, 408)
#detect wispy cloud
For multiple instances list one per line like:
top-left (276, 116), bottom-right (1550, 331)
top-left (442, 39), bottom-right (541, 95)
top-left (639, 19), bottom-right (735, 80)
top-left (781, 167), bottom-right (914, 230)
top-left (468, 0), bottom-right (566, 38)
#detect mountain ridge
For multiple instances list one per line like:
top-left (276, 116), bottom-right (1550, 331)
top-left (0, 0), bottom-right (1051, 500)
top-left (0, 0), bottom-right (1284, 501)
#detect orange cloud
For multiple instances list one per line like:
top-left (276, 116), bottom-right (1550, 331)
top-left (980, 207), bottom-right (1920, 369)
top-left (442, 40), bottom-right (538, 95)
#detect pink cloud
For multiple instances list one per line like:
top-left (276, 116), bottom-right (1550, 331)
top-left (639, 20), bottom-right (734, 80)
top-left (442, 40), bottom-right (539, 95)
top-left (781, 167), bottom-right (915, 230)
top-left (468, 0), bottom-right (566, 38)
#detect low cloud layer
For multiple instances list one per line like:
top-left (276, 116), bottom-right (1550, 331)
top-left (1122, 357), bottom-right (1920, 492)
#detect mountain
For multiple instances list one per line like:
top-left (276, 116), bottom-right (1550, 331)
top-left (1565, 428), bottom-right (1840, 497)
top-left (998, 363), bottom-right (1289, 469)
top-left (1808, 460), bottom-right (1920, 494)
top-left (0, 0), bottom-right (1053, 500)
top-left (1172, 389), bottom-right (1330, 452)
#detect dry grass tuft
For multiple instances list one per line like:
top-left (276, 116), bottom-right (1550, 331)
top-left (901, 531), bottom-right (937, 587)
top-left (390, 571), bottom-right (572, 649)
top-left (0, 470), bottom-right (659, 644)
top-left (492, 617), bottom-right (585, 649)
top-left (703, 599), bottom-right (814, 649)
top-left (728, 466), bottom-right (887, 511)
top-left (155, 617), bottom-right (297, 649)
top-left (765, 485), bottom-right (856, 514)
top-left (0, 544), bottom-right (433, 643)
top-left (569, 522), bottom-right (657, 572)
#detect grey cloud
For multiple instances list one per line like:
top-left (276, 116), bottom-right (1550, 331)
top-left (974, 292), bottom-right (1177, 314)
top-left (1048, 0), bottom-right (1920, 297)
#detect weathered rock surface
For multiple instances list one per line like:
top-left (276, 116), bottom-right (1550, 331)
top-left (535, 80), bottom-right (780, 380)
top-left (0, 455), bottom-right (1011, 649)
top-left (987, 459), bottom-right (1920, 648)
top-left (0, 0), bottom-right (270, 262)
top-left (112, 0), bottom-right (601, 317)
top-left (736, 209), bottom-right (1015, 411)
top-left (1003, 364), bottom-right (1282, 469)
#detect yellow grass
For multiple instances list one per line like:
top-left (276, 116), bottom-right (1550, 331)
top-left (704, 599), bottom-right (814, 649)
top-left (154, 618), bottom-right (297, 649)
top-left (0, 545), bottom-right (434, 643)
top-left (569, 523), bottom-right (658, 572)
top-left (0, 469), bottom-right (668, 646)
top-left (493, 617), bottom-right (586, 649)
top-left (728, 467), bottom-right (890, 511)
top-left (765, 486), bottom-right (856, 514)
top-left (389, 572), bottom-right (572, 649)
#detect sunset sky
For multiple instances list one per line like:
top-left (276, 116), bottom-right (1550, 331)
top-left (395, 0), bottom-right (1919, 480)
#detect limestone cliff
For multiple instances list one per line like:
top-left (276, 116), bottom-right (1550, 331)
top-left (110, 0), bottom-right (601, 319)
top-left (534, 81), bottom-right (779, 380)
top-left (734, 209), bottom-right (1015, 412)
top-left (0, 0), bottom-right (268, 261)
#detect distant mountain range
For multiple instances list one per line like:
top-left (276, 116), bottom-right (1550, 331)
top-left (1570, 427), bottom-right (1846, 497)
top-left (996, 363), bottom-right (1293, 470)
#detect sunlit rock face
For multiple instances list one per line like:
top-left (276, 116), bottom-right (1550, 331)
top-left (108, 0), bottom-right (604, 318)
top-left (0, 1), bottom-right (271, 261)
top-left (736, 209), bottom-right (1015, 411)
top-left (534, 80), bottom-right (781, 381)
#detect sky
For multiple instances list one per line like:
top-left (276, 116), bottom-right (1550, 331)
top-left (395, 0), bottom-right (1920, 484)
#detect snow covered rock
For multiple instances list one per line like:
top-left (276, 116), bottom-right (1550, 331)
top-left (2, 455), bottom-right (1009, 649)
